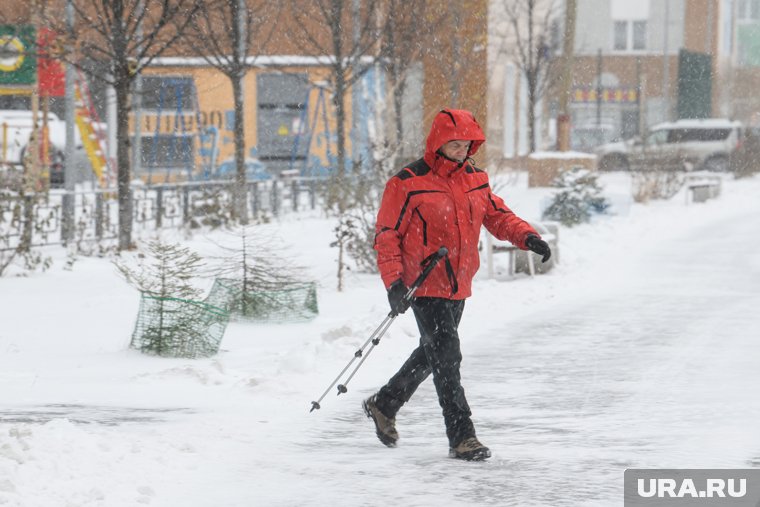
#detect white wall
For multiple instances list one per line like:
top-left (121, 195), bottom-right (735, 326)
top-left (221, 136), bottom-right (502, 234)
top-left (503, 63), bottom-right (517, 157)
top-left (647, 0), bottom-right (686, 54)
top-left (575, 0), bottom-right (612, 54)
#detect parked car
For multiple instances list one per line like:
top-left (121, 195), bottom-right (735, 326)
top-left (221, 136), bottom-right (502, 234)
top-left (211, 158), bottom-right (272, 181)
top-left (595, 118), bottom-right (743, 172)
top-left (571, 123), bottom-right (617, 153)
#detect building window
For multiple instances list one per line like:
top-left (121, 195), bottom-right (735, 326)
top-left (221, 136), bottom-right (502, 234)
top-left (613, 20), bottom-right (647, 51)
top-left (632, 21), bottom-right (647, 50)
top-left (738, 0), bottom-right (760, 20)
top-left (614, 21), bottom-right (628, 50)
top-left (137, 134), bottom-right (195, 170)
top-left (138, 76), bottom-right (197, 112)
top-left (737, 0), bottom-right (760, 66)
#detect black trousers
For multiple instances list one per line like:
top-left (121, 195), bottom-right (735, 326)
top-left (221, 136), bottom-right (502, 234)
top-left (374, 297), bottom-right (475, 447)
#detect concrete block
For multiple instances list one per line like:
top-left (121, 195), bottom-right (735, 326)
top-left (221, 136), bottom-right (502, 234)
top-left (527, 152), bottom-right (597, 187)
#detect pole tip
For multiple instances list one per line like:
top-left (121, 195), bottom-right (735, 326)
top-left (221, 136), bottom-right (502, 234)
top-left (310, 401), bottom-right (320, 412)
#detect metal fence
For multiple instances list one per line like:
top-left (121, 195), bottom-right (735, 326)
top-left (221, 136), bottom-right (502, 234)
top-left (0, 178), bottom-right (324, 251)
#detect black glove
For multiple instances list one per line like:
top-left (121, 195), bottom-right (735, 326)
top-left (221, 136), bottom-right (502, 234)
top-left (525, 234), bottom-right (552, 263)
top-left (387, 279), bottom-right (412, 316)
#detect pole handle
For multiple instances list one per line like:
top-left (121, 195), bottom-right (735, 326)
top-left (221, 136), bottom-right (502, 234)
top-left (401, 246), bottom-right (448, 304)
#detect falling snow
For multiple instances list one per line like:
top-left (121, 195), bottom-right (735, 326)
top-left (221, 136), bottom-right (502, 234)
top-left (1, 172), bottom-right (759, 506)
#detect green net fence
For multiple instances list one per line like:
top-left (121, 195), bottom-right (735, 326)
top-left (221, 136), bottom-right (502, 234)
top-left (205, 278), bottom-right (319, 322)
top-left (130, 295), bottom-right (230, 358)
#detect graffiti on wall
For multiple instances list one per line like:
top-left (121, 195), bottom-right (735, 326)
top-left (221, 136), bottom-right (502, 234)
top-left (138, 110), bottom-right (227, 134)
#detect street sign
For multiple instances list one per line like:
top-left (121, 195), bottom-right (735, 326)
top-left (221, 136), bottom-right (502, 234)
top-left (0, 25), bottom-right (36, 85)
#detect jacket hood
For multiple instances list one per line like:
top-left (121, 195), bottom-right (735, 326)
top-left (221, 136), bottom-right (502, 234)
top-left (423, 109), bottom-right (486, 169)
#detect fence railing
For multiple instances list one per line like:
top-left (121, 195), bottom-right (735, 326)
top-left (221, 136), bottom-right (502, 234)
top-left (0, 177), bottom-right (324, 251)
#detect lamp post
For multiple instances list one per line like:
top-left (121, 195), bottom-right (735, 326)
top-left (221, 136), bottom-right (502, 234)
top-left (662, 0), bottom-right (671, 121)
top-left (557, 0), bottom-right (577, 151)
top-left (63, 0), bottom-right (75, 243)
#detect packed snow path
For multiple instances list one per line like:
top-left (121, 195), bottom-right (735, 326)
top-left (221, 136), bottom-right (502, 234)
top-left (291, 186), bottom-right (760, 507)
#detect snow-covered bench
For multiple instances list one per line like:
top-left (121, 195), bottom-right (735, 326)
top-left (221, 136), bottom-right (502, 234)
top-left (482, 221), bottom-right (559, 277)
top-left (685, 173), bottom-right (721, 204)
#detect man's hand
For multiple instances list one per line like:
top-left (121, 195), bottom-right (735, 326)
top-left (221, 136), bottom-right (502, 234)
top-left (387, 280), bottom-right (412, 316)
top-left (525, 234), bottom-right (552, 263)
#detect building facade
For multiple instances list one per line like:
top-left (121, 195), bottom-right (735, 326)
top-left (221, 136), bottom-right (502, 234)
top-left (569, 0), bottom-right (760, 148)
top-left (1, 0), bottom-right (491, 182)
top-left (485, 0), bottom-right (760, 165)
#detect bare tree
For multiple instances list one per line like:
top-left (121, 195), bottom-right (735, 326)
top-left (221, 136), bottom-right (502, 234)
top-left (287, 0), bottom-right (387, 291)
top-left (502, 0), bottom-right (558, 153)
top-left (41, 0), bottom-right (201, 250)
top-left (288, 0), bottom-right (385, 182)
top-left (381, 0), bottom-right (439, 149)
top-left (183, 0), bottom-right (280, 224)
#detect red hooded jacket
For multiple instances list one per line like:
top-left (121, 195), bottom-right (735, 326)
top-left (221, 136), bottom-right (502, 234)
top-left (374, 109), bottom-right (540, 299)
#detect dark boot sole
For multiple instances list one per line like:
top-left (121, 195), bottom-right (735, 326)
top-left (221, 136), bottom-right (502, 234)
top-left (362, 400), bottom-right (397, 448)
top-left (449, 448), bottom-right (492, 461)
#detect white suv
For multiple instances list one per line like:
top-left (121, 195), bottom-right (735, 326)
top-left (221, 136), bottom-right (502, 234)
top-left (595, 118), bottom-right (743, 172)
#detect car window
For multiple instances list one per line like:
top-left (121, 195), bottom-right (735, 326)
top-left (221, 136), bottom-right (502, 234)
top-left (571, 127), bottom-right (615, 151)
top-left (666, 128), bottom-right (732, 143)
top-left (646, 130), bottom-right (668, 145)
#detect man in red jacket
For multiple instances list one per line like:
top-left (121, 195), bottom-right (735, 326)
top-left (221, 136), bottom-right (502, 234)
top-left (363, 109), bottom-right (551, 461)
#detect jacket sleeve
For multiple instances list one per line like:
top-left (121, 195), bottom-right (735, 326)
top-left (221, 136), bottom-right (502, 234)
top-left (482, 189), bottom-right (539, 249)
top-left (374, 176), bottom-right (413, 288)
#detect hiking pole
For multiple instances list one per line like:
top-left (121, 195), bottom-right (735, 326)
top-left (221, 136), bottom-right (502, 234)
top-left (309, 246), bottom-right (448, 413)
top-left (333, 246), bottom-right (447, 398)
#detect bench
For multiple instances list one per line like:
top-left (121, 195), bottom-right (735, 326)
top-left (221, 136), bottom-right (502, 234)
top-left (492, 242), bottom-right (538, 276)
top-left (483, 222), bottom-right (559, 278)
top-left (685, 174), bottom-right (721, 204)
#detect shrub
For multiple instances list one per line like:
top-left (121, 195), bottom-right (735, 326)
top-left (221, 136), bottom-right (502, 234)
top-left (542, 167), bottom-right (609, 226)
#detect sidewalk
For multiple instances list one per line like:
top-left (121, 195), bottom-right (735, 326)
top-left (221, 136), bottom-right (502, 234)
top-left (297, 191), bottom-right (760, 507)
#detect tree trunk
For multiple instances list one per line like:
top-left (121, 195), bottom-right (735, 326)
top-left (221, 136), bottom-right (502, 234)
top-left (334, 68), bottom-right (347, 292)
top-left (528, 73), bottom-right (537, 153)
top-left (393, 76), bottom-right (405, 146)
top-left (232, 71), bottom-right (248, 224)
top-left (449, 2), bottom-right (462, 106)
top-left (230, 0), bottom-right (248, 224)
top-left (527, 0), bottom-right (536, 153)
top-left (337, 221), bottom-right (345, 292)
top-left (116, 75), bottom-right (133, 250)
top-left (385, 24), bottom-right (404, 146)
top-left (335, 69), bottom-right (347, 184)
